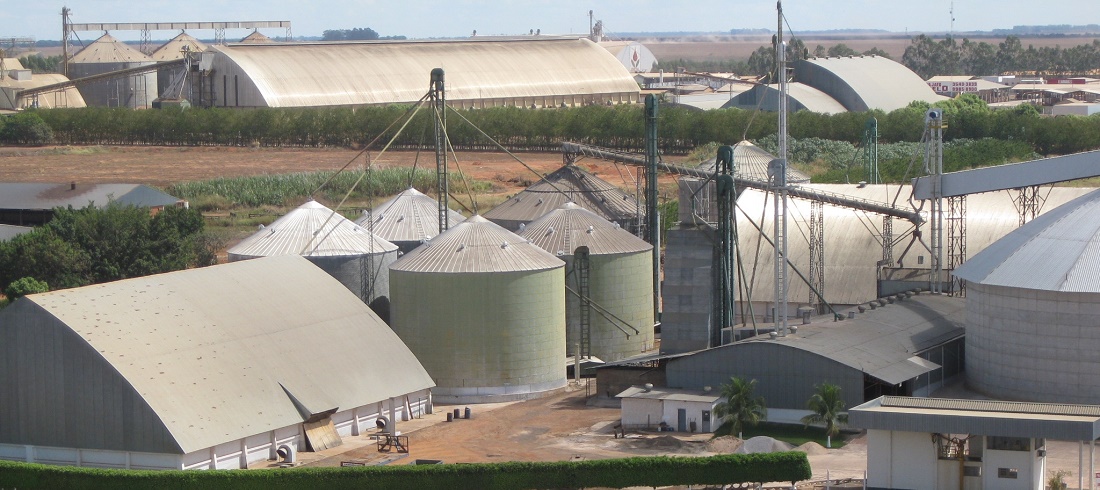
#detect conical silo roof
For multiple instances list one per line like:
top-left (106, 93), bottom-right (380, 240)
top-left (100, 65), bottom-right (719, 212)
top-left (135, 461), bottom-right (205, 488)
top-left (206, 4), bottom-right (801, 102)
top-left (355, 187), bottom-right (465, 245)
top-left (390, 215), bottom-right (562, 273)
top-left (483, 164), bottom-right (640, 227)
top-left (519, 202), bottom-right (652, 256)
top-left (697, 140), bottom-right (810, 184)
top-left (71, 33), bottom-right (152, 63)
top-left (240, 30), bottom-right (273, 43)
top-left (954, 188), bottom-right (1100, 293)
top-left (151, 32), bottom-right (207, 61)
top-left (228, 200), bottom-right (396, 259)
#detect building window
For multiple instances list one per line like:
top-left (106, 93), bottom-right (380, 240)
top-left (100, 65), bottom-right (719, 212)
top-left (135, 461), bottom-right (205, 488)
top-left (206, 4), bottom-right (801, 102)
top-left (998, 468), bottom-right (1019, 479)
top-left (988, 436), bottom-right (1030, 451)
top-left (964, 466), bottom-right (982, 477)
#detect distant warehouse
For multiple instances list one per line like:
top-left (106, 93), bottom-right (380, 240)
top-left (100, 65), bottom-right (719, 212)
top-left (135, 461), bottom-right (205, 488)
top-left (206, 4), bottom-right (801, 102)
top-left (195, 37), bottom-right (641, 109)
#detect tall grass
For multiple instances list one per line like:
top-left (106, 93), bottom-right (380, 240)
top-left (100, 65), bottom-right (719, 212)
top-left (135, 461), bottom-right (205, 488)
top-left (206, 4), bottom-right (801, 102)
top-left (168, 168), bottom-right (492, 208)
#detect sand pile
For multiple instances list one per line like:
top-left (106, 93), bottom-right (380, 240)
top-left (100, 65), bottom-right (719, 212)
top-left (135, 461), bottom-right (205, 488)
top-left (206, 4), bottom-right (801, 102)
top-left (705, 436), bottom-right (744, 454)
top-left (734, 436), bottom-right (794, 454)
top-left (795, 441), bottom-right (829, 455)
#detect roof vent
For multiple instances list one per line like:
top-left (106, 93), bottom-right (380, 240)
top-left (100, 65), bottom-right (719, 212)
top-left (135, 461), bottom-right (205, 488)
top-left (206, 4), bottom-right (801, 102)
top-left (397, 215), bottom-right (405, 222)
top-left (703, 386), bottom-right (712, 393)
top-left (769, 332), bottom-right (778, 339)
top-left (258, 224), bottom-right (265, 230)
top-left (848, 311), bottom-right (856, 319)
top-left (378, 213), bottom-right (385, 221)
top-left (886, 297), bottom-right (895, 304)
top-left (587, 225), bottom-right (594, 234)
top-left (501, 241), bottom-right (509, 249)
top-left (557, 250), bottom-right (565, 256)
top-left (878, 298), bottom-right (888, 306)
top-left (518, 223), bottom-right (526, 231)
top-left (546, 226), bottom-right (555, 236)
top-left (643, 383), bottom-right (653, 392)
top-left (536, 198), bottom-right (544, 206)
top-left (857, 305), bottom-right (866, 313)
top-left (869, 302), bottom-right (877, 310)
top-left (457, 243), bottom-right (466, 251)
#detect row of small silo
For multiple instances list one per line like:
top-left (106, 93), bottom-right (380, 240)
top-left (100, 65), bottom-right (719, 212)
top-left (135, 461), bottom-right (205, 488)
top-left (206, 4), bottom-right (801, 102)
top-left (68, 31), bottom-right (209, 108)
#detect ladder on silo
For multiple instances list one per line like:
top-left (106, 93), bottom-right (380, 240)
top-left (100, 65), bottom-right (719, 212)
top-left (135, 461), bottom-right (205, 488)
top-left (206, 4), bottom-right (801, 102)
top-left (576, 247), bottom-right (591, 360)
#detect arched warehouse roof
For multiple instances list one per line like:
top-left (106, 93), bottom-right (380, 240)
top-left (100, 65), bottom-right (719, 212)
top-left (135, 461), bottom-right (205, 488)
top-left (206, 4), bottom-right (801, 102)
top-left (793, 56), bottom-right (945, 112)
top-left (206, 37), bottom-right (640, 108)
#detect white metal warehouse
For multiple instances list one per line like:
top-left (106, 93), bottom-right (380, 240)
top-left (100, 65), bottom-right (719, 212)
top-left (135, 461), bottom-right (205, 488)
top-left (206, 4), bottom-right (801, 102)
top-left (0, 255), bottom-right (434, 470)
top-left (202, 37), bottom-right (640, 108)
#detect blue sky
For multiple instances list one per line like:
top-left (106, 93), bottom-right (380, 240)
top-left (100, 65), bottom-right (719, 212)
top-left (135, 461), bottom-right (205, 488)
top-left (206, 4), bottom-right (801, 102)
top-left (7, 0), bottom-right (1098, 41)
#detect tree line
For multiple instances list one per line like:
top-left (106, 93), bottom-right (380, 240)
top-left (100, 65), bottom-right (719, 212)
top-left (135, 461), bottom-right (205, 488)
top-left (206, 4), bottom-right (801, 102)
top-left (20, 99), bottom-right (1100, 156)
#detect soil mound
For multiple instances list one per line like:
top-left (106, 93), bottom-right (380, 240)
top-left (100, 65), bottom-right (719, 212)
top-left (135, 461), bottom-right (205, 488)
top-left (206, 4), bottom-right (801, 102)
top-left (795, 441), bottom-right (829, 455)
top-left (705, 436), bottom-right (744, 454)
top-left (735, 436), bottom-right (794, 454)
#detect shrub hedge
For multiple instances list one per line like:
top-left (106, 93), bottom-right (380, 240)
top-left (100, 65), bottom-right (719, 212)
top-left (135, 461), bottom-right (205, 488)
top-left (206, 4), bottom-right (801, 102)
top-left (0, 452), bottom-right (811, 490)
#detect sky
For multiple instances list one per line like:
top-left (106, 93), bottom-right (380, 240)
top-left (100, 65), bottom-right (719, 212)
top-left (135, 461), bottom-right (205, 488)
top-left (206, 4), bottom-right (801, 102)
top-left (5, 0), bottom-right (1098, 42)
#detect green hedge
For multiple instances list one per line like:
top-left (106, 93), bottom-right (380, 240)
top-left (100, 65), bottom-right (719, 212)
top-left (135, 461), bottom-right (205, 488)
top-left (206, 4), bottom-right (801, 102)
top-left (0, 452), bottom-right (811, 490)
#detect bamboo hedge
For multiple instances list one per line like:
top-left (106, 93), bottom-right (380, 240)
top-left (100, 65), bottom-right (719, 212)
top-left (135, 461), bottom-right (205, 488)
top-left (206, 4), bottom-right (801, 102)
top-left (20, 103), bottom-right (1100, 156)
top-left (0, 452), bottom-right (812, 490)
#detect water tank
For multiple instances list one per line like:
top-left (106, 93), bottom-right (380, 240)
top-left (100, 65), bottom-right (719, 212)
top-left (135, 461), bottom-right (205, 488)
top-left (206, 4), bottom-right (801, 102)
top-left (389, 215), bottom-right (566, 403)
top-left (519, 202), bottom-right (654, 361)
top-left (228, 200), bottom-right (398, 321)
top-left (484, 163), bottom-right (640, 232)
top-left (355, 187), bottom-right (465, 254)
top-left (68, 33), bottom-right (157, 109)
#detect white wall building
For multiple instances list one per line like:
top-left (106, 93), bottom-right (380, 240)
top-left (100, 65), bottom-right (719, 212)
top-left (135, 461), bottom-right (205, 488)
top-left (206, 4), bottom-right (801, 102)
top-left (617, 385), bottom-right (721, 433)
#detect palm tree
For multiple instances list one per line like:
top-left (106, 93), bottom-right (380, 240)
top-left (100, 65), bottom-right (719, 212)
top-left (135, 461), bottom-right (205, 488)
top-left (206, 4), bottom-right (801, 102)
top-left (713, 377), bottom-right (767, 439)
top-left (800, 383), bottom-right (848, 448)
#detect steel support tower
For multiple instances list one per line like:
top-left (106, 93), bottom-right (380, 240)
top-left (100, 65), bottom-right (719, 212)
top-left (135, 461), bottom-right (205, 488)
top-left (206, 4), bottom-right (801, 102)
top-left (773, 0), bottom-right (791, 334)
top-left (947, 195), bottom-right (966, 297)
top-left (429, 68), bottom-right (449, 233)
top-left (644, 95), bottom-right (661, 324)
top-left (924, 109), bottom-right (945, 294)
top-left (809, 200), bottom-right (825, 313)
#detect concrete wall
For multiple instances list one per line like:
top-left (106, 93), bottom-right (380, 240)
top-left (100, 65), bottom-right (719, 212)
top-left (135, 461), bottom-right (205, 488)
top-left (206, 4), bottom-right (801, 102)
top-left (661, 225), bottom-right (717, 354)
top-left (0, 444), bottom-right (182, 470)
top-left (982, 442), bottom-right (1044, 490)
top-left (867, 429), bottom-right (938, 489)
top-left (966, 283), bottom-right (1100, 404)
top-left (620, 398), bottom-right (663, 429)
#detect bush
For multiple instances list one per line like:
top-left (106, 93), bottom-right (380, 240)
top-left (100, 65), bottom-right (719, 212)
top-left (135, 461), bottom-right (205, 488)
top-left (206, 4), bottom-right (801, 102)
top-left (0, 111), bottom-right (54, 145)
top-left (4, 276), bottom-right (49, 299)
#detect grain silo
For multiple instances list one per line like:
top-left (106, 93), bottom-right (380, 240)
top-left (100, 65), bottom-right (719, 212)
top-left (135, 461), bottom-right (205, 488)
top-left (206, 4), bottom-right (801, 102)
top-left (519, 202), bottom-right (654, 363)
top-left (68, 33), bottom-right (157, 108)
top-left (355, 187), bottom-right (465, 254)
top-left (151, 32), bottom-right (207, 98)
top-left (680, 140), bottom-right (810, 223)
top-left (389, 215), bottom-right (566, 403)
top-left (228, 200), bottom-right (398, 320)
top-left (484, 163), bottom-right (640, 232)
top-left (954, 188), bottom-right (1100, 404)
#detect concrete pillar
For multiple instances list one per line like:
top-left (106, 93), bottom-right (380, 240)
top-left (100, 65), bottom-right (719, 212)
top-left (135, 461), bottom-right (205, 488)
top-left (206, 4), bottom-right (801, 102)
top-left (351, 407), bottom-right (360, 436)
top-left (269, 431), bottom-right (278, 460)
top-left (1081, 441), bottom-right (1085, 490)
top-left (239, 439), bottom-right (247, 469)
top-left (1092, 439), bottom-right (1096, 490)
top-left (209, 446), bottom-right (216, 470)
top-left (388, 397), bottom-right (398, 435)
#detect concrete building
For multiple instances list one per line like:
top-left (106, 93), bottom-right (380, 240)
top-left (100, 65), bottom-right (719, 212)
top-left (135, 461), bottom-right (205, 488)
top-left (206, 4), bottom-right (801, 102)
top-left (0, 255), bottom-right (434, 470)
top-left (197, 37), bottom-right (638, 108)
top-left (485, 163), bottom-right (642, 233)
top-left (955, 188), bottom-right (1100, 405)
top-left (388, 215), bottom-right (567, 403)
top-left (69, 33), bottom-right (157, 109)
top-left (617, 385), bottom-right (721, 433)
top-left (0, 182), bottom-right (185, 226)
top-left (852, 396), bottom-right (1100, 490)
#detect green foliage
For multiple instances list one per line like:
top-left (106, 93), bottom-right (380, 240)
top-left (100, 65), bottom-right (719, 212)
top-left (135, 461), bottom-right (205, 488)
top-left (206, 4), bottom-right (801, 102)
top-left (18, 54), bottom-right (63, 73)
top-left (0, 111), bottom-right (54, 145)
top-left (1049, 469), bottom-right (1070, 490)
top-left (0, 204), bottom-right (214, 292)
top-left (4, 276), bottom-right (49, 300)
top-left (800, 383), bottom-right (848, 448)
top-left (321, 27), bottom-right (405, 41)
top-left (903, 35), bottom-right (1100, 78)
top-left (713, 377), bottom-right (767, 438)
top-left (0, 453), bottom-right (812, 489)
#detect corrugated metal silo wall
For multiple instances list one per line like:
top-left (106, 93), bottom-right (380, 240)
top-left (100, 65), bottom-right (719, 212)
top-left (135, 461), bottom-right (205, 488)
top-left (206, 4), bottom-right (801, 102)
top-left (566, 250), bottom-right (654, 361)
top-left (389, 268), bottom-right (566, 401)
top-left (157, 65), bottom-right (186, 98)
top-left (306, 250), bottom-right (397, 322)
top-left (0, 300), bottom-right (180, 453)
top-left (666, 342), bottom-right (864, 411)
top-left (69, 62), bottom-right (157, 108)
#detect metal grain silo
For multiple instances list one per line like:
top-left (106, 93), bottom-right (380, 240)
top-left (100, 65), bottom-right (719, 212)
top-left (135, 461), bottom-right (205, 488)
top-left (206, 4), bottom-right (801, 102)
top-left (519, 203), bottom-right (654, 363)
top-left (484, 163), bottom-right (640, 232)
top-left (228, 200), bottom-right (398, 320)
top-left (151, 32), bottom-right (207, 97)
top-left (389, 215), bottom-right (566, 403)
top-left (355, 187), bottom-right (465, 254)
top-left (68, 33), bottom-right (157, 109)
top-left (954, 189), bottom-right (1100, 404)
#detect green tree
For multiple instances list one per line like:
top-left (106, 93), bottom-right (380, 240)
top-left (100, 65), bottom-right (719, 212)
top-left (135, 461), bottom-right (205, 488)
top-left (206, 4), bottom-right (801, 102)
top-left (713, 377), bottom-right (767, 439)
top-left (4, 276), bottom-right (49, 300)
top-left (0, 111), bottom-right (54, 145)
top-left (826, 44), bottom-right (858, 57)
top-left (800, 383), bottom-right (848, 448)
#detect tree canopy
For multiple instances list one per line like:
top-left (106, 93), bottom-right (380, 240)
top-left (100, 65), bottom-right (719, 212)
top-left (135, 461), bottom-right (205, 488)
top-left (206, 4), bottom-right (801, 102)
top-left (800, 383), bottom-right (848, 448)
top-left (713, 376), bottom-right (767, 438)
top-left (321, 27), bottom-right (406, 41)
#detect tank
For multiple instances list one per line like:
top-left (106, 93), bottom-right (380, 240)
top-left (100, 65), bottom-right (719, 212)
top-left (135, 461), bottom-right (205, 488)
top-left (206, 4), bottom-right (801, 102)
top-left (519, 203), bottom-right (654, 362)
top-left (151, 32), bottom-right (207, 97)
top-left (389, 215), bottom-right (566, 403)
top-left (68, 33), bottom-right (157, 109)
top-left (228, 200), bottom-right (398, 321)
top-left (484, 163), bottom-right (640, 232)
top-left (355, 187), bottom-right (465, 254)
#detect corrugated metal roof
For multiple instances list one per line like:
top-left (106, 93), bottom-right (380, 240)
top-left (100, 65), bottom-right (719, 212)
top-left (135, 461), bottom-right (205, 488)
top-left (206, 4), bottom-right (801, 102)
top-left (210, 37), bottom-right (639, 107)
top-left (389, 215), bottom-right (564, 273)
top-left (354, 187), bottom-right (465, 244)
top-left (239, 30), bottom-right (274, 43)
top-left (851, 395), bottom-right (1100, 441)
top-left (617, 385), bottom-right (721, 403)
top-left (150, 32), bottom-right (207, 61)
top-left (71, 33), bottom-right (152, 64)
top-left (737, 294), bottom-right (965, 385)
top-left (484, 164), bottom-right (641, 227)
top-left (518, 202), bottom-right (651, 256)
top-left (228, 200), bottom-right (397, 259)
top-left (795, 57), bottom-right (945, 111)
top-left (734, 184), bottom-right (1096, 305)
top-left (696, 140), bottom-right (811, 183)
top-left (0, 73), bottom-right (87, 109)
top-left (722, 82), bottom-right (850, 113)
top-left (18, 255), bottom-right (433, 454)
top-left (0, 182), bottom-right (182, 211)
top-left (954, 188), bottom-right (1100, 293)
top-left (0, 224), bottom-right (32, 241)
